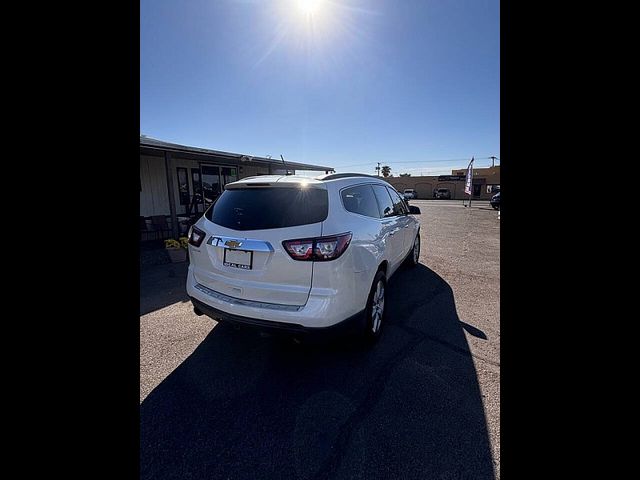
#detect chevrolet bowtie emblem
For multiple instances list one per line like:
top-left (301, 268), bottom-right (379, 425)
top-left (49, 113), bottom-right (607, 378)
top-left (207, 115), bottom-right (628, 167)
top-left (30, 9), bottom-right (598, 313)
top-left (225, 240), bottom-right (243, 249)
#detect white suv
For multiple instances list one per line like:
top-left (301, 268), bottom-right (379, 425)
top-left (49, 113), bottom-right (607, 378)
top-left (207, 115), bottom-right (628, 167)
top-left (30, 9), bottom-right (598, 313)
top-left (186, 173), bottom-right (421, 341)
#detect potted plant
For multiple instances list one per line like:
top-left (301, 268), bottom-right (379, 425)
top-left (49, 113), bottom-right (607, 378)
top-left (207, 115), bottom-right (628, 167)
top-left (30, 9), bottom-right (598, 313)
top-left (164, 238), bottom-right (187, 263)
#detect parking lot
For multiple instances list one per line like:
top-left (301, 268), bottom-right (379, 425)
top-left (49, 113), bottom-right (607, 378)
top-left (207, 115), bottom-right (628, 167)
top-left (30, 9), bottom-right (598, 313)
top-left (140, 200), bottom-right (500, 479)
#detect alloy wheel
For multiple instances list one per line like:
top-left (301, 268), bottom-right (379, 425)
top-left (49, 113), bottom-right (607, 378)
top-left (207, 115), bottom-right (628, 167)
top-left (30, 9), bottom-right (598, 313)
top-left (371, 280), bottom-right (385, 333)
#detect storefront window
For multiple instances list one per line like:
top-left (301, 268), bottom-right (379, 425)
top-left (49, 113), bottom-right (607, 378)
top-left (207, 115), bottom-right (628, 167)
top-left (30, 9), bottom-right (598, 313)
top-left (177, 167), bottom-right (190, 205)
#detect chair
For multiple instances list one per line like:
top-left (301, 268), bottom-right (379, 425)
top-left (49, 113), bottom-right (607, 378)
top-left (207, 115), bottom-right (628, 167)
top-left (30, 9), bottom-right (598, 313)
top-left (150, 215), bottom-right (172, 240)
top-left (140, 216), bottom-right (156, 241)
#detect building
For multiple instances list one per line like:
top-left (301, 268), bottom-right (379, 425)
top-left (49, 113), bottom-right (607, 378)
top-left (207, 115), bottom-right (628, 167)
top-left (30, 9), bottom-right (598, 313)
top-left (385, 166), bottom-right (500, 200)
top-left (140, 136), bottom-right (334, 239)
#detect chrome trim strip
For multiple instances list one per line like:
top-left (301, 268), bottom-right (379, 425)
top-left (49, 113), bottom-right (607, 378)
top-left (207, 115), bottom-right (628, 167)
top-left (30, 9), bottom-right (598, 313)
top-left (207, 236), bottom-right (274, 252)
top-left (194, 283), bottom-right (303, 312)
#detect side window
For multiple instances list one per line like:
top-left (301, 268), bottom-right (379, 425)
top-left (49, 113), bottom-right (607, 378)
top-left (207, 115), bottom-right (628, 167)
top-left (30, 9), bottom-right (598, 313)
top-left (372, 185), bottom-right (395, 218)
top-left (341, 185), bottom-right (381, 218)
top-left (387, 187), bottom-right (408, 215)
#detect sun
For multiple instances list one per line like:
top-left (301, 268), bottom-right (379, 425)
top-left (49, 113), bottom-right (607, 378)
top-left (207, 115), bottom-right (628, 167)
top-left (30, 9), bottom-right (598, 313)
top-left (297, 0), bottom-right (324, 16)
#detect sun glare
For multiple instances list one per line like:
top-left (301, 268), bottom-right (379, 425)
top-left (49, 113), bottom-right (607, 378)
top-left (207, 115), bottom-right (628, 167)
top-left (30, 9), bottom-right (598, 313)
top-left (297, 0), bottom-right (324, 16)
top-left (254, 0), bottom-right (372, 69)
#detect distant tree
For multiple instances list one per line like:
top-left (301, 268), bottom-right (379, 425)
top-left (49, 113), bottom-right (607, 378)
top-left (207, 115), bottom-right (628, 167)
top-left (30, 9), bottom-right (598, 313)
top-left (381, 165), bottom-right (391, 177)
top-left (399, 172), bottom-right (411, 177)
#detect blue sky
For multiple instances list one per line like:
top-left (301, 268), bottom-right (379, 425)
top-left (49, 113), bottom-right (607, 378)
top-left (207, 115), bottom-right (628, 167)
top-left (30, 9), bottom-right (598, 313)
top-left (141, 0), bottom-right (499, 176)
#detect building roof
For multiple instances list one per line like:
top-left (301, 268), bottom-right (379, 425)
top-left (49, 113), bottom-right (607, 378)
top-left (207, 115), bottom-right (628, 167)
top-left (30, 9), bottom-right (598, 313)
top-left (140, 136), bottom-right (334, 172)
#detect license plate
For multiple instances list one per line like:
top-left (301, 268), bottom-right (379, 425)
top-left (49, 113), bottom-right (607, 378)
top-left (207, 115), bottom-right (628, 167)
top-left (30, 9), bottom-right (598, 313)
top-left (223, 249), bottom-right (253, 270)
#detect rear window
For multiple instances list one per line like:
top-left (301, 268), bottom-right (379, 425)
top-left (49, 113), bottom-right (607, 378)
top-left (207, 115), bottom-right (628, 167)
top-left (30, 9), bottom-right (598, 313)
top-left (341, 185), bottom-right (381, 218)
top-left (205, 187), bottom-right (328, 230)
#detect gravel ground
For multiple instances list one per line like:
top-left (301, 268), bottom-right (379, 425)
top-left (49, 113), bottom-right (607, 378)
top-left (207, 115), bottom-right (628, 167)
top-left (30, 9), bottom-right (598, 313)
top-left (140, 200), bottom-right (500, 479)
top-left (415, 200), bottom-right (500, 477)
top-left (140, 261), bottom-right (210, 401)
top-left (140, 247), bottom-right (171, 268)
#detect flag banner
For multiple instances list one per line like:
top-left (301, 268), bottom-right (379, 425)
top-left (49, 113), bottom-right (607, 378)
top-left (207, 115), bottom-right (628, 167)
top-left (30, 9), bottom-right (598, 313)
top-left (464, 157), bottom-right (474, 195)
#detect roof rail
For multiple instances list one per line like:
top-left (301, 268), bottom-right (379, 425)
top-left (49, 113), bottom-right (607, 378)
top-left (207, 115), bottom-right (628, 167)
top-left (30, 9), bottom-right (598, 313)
top-left (316, 173), bottom-right (383, 181)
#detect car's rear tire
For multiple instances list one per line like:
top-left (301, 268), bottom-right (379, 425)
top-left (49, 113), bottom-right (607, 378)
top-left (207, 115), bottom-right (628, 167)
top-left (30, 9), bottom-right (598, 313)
top-left (363, 270), bottom-right (387, 343)
top-left (407, 234), bottom-right (420, 267)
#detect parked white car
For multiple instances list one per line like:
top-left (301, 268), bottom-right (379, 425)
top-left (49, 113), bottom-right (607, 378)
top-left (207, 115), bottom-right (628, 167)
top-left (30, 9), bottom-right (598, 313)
top-left (403, 188), bottom-right (418, 200)
top-left (186, 173), bottom-right (422, 342)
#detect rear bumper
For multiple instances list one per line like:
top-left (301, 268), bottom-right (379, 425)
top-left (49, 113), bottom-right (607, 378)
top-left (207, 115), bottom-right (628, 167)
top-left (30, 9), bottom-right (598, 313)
top-left (190, 296), bottom-right (366, 337)
top-left (186, 265), bottom-right (368, 328)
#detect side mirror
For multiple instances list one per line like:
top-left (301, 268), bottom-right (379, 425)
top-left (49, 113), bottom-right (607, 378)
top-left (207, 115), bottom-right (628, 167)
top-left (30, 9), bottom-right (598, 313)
top-left (409, 205), bottom-right (421, 214)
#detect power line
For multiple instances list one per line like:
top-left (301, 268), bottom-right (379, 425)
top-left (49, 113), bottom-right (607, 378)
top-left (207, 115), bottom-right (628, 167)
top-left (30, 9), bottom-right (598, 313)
top-left (391, 156), bottom-right (497, 165)
top-left (336, 156), bottom-right (497, 168)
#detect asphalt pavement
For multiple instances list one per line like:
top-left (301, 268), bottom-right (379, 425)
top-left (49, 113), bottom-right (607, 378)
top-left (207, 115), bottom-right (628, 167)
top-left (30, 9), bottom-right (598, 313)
top-left (140, 200), bottom-right (500, 479)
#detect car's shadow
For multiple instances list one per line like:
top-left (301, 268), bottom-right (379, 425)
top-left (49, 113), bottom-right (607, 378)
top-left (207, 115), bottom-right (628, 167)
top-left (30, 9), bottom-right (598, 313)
top-left (140, 262), bottom-right (191, 316)
top-left (140, 263), bottom-right (495, 480)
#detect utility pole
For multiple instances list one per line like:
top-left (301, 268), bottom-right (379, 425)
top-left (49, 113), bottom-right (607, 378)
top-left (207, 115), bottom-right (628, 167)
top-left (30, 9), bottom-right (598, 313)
top-left (490, 156), bottom-right (498, 168)
top-left (375, 162), bottom-right (381, 177)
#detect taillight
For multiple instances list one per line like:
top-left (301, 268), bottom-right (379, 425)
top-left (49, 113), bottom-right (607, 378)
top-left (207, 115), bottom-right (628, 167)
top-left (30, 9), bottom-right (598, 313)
top-left (283, 232), bottom-right (352, 261)
top-left (282, 238), bottom-right (314, 260)
top-left (188, 225), bottom-right (206, 247)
